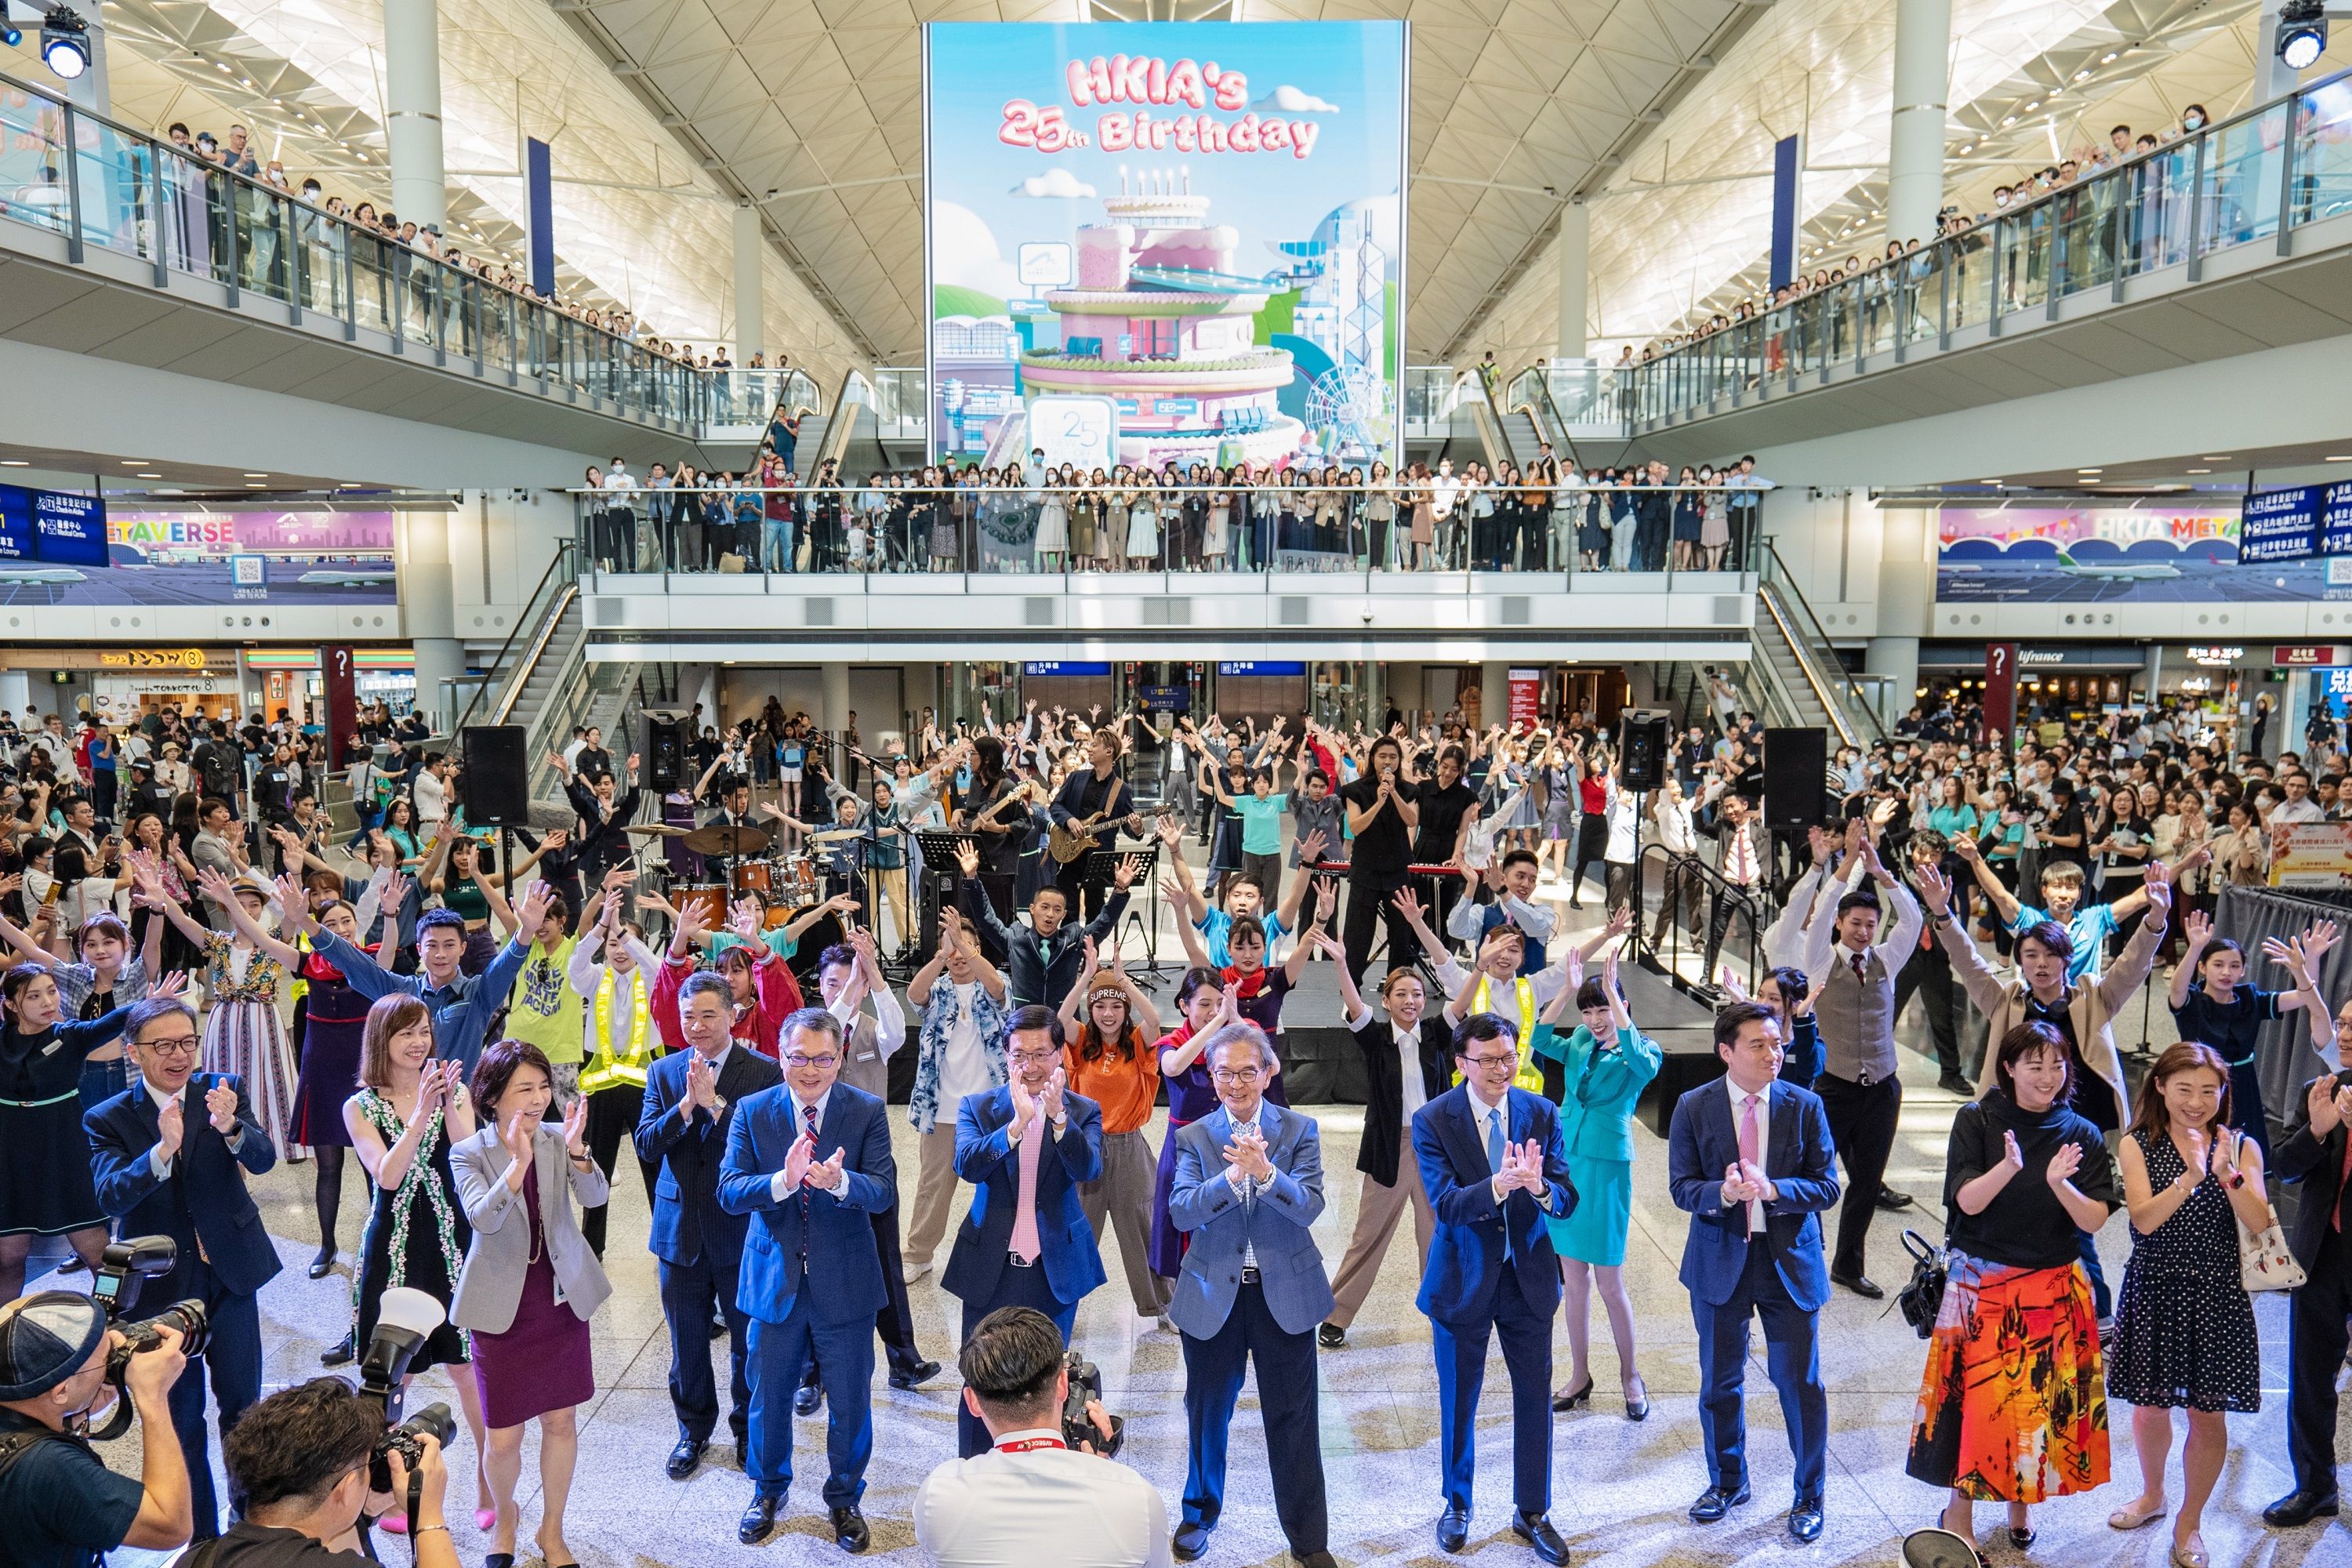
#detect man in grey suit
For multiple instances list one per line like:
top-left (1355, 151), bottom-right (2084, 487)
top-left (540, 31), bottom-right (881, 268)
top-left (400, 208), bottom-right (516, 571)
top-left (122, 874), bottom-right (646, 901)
top-left (1165, 1022), bottom-right (1337, 1568)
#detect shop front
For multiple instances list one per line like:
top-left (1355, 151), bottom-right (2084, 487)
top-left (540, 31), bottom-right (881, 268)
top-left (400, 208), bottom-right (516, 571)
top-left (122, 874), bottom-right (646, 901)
top-left (241, 648), bottom-right (419, 722)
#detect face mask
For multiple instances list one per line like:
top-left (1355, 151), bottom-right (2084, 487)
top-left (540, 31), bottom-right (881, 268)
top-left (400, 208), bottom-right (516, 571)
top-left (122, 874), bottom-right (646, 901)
top-left (2183, 114), bottom-right (2204, 130)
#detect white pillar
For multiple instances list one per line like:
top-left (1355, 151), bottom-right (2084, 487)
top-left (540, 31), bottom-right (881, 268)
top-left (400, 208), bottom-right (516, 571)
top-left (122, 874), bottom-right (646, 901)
top-left (1555, 201), bottom-right (1589, 359)
top-left (401, 510), bottom-right (463, 731)
top-left (1867, 506), bottom-right (1933, 721)
top-left (734, 203), bottom-right (766, 361)
top-left (1886, 0), bottom-right (1954, 246)
top-left (383, 0), bottom-right (447, 232)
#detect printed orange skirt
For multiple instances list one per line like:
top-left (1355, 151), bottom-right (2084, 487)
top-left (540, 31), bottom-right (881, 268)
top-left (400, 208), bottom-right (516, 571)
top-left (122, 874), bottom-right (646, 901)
top-left (1905, 1250), bottom-right (2109, 1502)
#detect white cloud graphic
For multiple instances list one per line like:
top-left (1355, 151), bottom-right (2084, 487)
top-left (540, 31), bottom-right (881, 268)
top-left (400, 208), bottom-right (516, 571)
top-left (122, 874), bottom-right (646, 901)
top-left (1011, 169), bottom-right (1098, 198)
top-left (1254, 85), bottom-right (1339, 114)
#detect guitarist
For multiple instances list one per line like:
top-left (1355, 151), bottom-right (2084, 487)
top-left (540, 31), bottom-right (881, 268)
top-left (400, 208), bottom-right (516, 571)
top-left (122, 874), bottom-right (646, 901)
top-left (1049, 728), bottom-right (1143, 921)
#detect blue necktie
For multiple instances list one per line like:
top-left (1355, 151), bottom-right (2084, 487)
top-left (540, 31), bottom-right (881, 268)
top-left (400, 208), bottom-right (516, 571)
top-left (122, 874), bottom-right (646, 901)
top-left (1486, 1107), bottom-right (1512, 1261)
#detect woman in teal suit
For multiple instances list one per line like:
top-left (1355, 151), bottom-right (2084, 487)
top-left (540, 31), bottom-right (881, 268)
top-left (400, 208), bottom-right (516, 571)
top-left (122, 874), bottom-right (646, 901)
top-left (1532, 946), bottom-right (1660, 1420)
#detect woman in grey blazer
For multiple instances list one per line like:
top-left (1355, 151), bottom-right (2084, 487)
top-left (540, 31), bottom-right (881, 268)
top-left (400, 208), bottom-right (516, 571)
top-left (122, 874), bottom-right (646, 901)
top-left (452, 1040), bottom-right (612, 1568)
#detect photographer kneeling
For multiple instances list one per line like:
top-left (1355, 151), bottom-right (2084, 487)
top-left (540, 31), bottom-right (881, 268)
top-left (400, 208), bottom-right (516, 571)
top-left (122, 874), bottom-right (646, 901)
top-left (205, 1378), bottom-right (459, 1568)
top-left (913, 1305), bottom-right (1167, 1568)
top-left (0, 1290), bottom-right (193, 1568)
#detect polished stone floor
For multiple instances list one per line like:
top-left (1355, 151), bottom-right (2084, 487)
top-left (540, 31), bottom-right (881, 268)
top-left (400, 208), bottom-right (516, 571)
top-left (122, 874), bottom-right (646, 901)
top-left (46, 881), bottom-right (2352, 1568)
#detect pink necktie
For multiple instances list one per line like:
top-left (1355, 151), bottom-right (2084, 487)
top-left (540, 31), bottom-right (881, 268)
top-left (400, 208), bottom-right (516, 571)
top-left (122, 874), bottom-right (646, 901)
top-left (1738, 1093), bottom-right (1762, 1232)
top-left (1010, 1109), bottom-right (1044, 1261)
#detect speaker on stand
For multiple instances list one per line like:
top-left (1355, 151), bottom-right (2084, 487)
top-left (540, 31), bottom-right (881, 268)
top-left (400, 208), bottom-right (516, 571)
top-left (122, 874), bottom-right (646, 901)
top-left (1617, 709), bottom-right (1671, 790)
top-left (1762, 726), bottom-right (1830, 895)
top-left (644, 709), bottom-right (690, 794)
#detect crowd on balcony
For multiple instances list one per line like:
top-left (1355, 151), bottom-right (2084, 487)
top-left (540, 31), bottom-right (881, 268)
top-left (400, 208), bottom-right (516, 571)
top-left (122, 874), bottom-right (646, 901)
top-left (576, 449), bottom-right (1774, 575)
top-left (1615, 107), bottom-right (2220, 367)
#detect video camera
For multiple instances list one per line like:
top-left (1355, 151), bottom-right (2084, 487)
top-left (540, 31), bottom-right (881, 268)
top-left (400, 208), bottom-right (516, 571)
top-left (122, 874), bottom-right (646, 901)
top-left (354, 1287), bottom-right (457, 1495)
top-left (85, 1236), bottom-right (210, 1441)
top-left (1059, 1351), bottom-right (1123, 1458)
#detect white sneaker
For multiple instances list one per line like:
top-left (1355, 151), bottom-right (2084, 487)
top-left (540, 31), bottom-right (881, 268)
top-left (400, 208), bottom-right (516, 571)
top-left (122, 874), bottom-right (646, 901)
top-left (903, 1257), bottom-right (934, 1284)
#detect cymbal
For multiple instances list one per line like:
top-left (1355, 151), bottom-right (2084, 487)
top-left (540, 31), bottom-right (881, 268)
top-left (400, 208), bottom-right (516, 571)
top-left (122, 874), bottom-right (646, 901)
top-left (681, 823), bottom-right (771, 858)
top-left (625, 824), bottom-right (690, 837)
top-left (805, 828), bottom-right (863, 845)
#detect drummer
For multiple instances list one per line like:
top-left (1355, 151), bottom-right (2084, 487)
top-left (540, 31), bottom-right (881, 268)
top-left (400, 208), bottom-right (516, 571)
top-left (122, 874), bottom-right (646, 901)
top-left (759, 790), bottom-right (868, 908)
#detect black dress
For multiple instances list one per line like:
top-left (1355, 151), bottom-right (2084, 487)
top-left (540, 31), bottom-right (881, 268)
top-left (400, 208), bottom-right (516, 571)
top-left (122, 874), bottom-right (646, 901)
top-left (1, 1009), bottom-right (132, 1237)
top-left (350, 1091), bottom-right (474, 1370)
top-left (2106, 1127), bottom-right (2260, 1413)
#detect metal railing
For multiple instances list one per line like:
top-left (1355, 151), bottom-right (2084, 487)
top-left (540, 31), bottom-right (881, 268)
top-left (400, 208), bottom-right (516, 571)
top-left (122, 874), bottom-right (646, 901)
top-left (569, 480), bottom-right (1769, 581)
top-left (1757, 539), bottom-right (1888, 748)
top-left (1616, 66), bottom-right (2352, 426)
top-left (451, 539), bottom-right (576, 737)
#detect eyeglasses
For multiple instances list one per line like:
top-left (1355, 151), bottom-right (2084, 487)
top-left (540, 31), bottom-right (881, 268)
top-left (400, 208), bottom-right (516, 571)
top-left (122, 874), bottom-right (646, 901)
top-left (1209, 1065), bottom-right (1263, 1082)
top-left (782, 1053), bottom-right (838, 1069)
top-left (141, 1036), bottom-right (200, 1057)
top-left (1007, 1049), bottom-right (1061, 1067)
top-left (1461, 1053), bottom-right (1517, 1069)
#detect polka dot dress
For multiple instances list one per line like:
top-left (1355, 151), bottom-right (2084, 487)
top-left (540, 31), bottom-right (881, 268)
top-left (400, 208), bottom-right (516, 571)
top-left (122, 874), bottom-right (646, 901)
top-left (2106, 1127), bottom-right (2261, 1413)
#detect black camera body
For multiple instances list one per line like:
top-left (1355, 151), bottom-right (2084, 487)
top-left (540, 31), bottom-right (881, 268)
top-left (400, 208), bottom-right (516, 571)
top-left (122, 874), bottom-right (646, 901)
top-left (1059, 1352), bottom-right (1123, 1457)
top-left (82, 1236), bottom-right (211, 1441)
top-left (368, 1403), bottom-right (456, 1495)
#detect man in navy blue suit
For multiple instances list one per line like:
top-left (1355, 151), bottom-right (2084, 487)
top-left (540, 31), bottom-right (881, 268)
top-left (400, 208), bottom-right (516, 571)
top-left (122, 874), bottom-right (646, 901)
top-left (942, 1004), bottom-right (1106, 1458)
top-left (1665, 999), bottom-right (1840, 1544)
top-left (635, 970), bottom-right (782, 1485)
top-left (84, 995), bottom-right (278, 1542)
top-left (719, 1007), bottom-right (895, 1552)
top-left (1410, 1014), bottom-right (1577, 1563)
top-left (1166, 1022), bottom-right (1337, 1568)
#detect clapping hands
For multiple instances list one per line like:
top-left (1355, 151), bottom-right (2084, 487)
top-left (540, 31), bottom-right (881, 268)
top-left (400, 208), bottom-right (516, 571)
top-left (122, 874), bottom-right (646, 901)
top-left (1494, 1138), bottom-right (1548, 1199)
top-left (1719, 1159), bottom-right (1775, 1208)
top-left (1221, 1122), bottom-right (1274, 1185)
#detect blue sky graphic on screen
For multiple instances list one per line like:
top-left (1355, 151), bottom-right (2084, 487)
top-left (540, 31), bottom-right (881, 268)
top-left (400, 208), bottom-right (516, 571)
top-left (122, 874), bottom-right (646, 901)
top-left (925, 20), bottom-right (1406, 472)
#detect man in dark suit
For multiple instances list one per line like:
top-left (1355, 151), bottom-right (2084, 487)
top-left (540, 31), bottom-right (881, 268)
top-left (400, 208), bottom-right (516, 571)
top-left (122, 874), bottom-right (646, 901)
top-left (635, 969), bottom-right (783, 1484)
top-left (718, 1007), bottom-right (895, 1552)
top-left (1665, 1000), bottom-right (1841, 1544)
top-left (1410, 1014), bottom-right (1577, 1563)
top-left (84, 995), bottom-right (278, 1541)
top-left (1167, 1022), bottom-right (1337, 1568)
top-left (942, 1004), bottom-right (1107, 1458)
top-left (2265, 1067), bottom-right (2352, 1526)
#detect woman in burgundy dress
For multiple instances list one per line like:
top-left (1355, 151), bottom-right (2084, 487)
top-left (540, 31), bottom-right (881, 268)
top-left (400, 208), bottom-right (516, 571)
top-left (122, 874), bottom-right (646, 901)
top-left (450, 1040), bottom-right (611, 1568)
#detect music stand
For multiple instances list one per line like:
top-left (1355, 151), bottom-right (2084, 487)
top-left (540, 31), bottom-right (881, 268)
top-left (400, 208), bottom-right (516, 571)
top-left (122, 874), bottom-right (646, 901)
top-left (1073, 840), bottom-right (1160, 983)
top-left (913, 830), bottom-right (976, 968)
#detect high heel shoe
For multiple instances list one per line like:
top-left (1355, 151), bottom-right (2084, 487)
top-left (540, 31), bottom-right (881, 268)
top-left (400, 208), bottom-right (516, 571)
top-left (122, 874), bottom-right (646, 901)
top-left (1623, 1375), bottom-right (1650, 1422)
top-left (1550, 1375), bottom-right (1593, 1412)
top-left (307, 1248), bottom-right (336, 1280)
top-left (320, 1332), bottom-right (355, 1367)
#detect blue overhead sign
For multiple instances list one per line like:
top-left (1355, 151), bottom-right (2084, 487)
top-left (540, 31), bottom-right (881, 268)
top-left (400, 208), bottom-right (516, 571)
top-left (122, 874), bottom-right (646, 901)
top-left (2242, 484), bottom-right (2320, 562)
top-left (2324, 482), bottom-right (2352, 558)
top-left (0, 484), bottom-right (106, 565)
top-left (1217, 661), bottom-right (1306, 677)
top-left (1022, 661), bottom-right (1111, 677)
top-left (0, 486), bottom-right (31, 561)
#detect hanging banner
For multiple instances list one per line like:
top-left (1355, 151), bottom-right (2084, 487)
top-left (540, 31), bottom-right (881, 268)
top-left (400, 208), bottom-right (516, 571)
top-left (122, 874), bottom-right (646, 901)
top-left (923, 20), bottom-right (1408, 472)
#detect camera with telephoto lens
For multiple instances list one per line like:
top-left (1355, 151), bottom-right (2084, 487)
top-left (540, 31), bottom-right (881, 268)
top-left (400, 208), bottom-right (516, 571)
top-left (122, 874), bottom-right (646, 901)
top-left (1059, 1351), bottom-right (1123, 1457)
top-left (355, 1286), bottom-right (458, 1494)
top-left (82, 1236), bottom-right (211, 1440)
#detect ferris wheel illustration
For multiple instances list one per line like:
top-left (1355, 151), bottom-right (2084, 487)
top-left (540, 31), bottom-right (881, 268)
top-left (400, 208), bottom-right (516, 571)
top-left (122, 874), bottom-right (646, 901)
top-left (1305, 365), bottom-right (1393, 454)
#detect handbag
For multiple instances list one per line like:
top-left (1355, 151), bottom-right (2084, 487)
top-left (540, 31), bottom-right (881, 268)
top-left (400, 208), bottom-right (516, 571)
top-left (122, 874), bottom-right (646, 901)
top-left (1896, 1228), bottom-right (1947, 1338)
top-left (2233, 1131), bottom-right (2307, 1293)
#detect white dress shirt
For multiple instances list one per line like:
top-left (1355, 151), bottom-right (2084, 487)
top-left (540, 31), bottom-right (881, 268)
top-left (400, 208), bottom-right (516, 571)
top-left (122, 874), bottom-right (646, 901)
top-left (1722, 1073), bottom-right (1773, 1233)
top-left (913, 1432), bottom-right (1172, 1568)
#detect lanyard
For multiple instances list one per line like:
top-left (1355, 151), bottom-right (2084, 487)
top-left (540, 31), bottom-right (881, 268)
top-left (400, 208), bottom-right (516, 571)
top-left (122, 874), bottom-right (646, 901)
top-left (995, 1437), bottom-right (1066, 1453)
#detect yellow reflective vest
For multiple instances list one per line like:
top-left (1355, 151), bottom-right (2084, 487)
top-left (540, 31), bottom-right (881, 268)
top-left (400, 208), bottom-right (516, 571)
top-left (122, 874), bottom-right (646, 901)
top-left (578, 967), bottom-right (657, 1094)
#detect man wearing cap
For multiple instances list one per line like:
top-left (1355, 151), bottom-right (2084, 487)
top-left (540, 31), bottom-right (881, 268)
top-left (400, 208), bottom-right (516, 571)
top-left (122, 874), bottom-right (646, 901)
top-left (85, 995), bottom-right (279, 1541)
top-left (0, 1290), bottom-right (194, 1568)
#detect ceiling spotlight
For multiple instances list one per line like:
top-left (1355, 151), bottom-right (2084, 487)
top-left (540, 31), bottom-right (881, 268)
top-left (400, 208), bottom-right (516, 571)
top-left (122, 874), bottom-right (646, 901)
top-left (135, 471), bottom-right (162, 479)
top-left (2077, 467), bottom-right (2103, 474)
top-left (0, 459), bottom-right (27, 467)
top-left (2280, 0), bottom-right (2328, 69)
top-left (2101, 50), bottom-right (2119, 63)
top-left (2187, 467), bottom-right (2211, 474)
top-left (2328, 455), bottom-right (2352, 462)
top-left (40, 6), bottom-right (90, 81)
top-left (0, 15), bottom-right (16, 45)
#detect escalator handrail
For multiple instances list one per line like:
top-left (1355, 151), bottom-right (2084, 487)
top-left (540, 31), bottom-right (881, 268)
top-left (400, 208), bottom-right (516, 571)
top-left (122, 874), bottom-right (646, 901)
top-left (1759, 540), bottom-right (1888, 746)
top-left (820, 368), bottom-right (877, 476)
top-left (1508, 361), bottom-right (1583, 474)
top-left (491, 582), bottom-right (583, 728)
top-left (1453, 368), bottom-right (1510, 475)
top-left (450, 539), bottom-right (576, 738)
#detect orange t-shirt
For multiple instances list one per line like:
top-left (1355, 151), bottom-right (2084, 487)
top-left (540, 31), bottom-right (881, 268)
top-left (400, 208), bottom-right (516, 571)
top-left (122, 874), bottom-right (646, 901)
top-left (1065, 1029), bottom-right (1160, 1134)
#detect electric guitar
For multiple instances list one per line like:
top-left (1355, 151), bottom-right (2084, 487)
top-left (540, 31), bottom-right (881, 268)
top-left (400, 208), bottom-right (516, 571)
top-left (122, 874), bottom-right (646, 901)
top-left (1048, 807), bottom-right (1150, 864)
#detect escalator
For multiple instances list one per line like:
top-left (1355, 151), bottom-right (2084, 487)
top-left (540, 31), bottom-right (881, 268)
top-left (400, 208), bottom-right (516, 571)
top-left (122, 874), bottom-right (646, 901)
top-left (1653, 540), bottom-right (1886, 751)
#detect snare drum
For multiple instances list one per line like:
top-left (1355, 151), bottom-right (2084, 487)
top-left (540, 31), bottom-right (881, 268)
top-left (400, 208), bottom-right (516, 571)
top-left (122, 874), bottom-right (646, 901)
top-left (777, 855), bottom-right (820, 903)
top-left (675, 884), bottom-right (729, 934)
top-left (731, 860), bottom-right (774, 898)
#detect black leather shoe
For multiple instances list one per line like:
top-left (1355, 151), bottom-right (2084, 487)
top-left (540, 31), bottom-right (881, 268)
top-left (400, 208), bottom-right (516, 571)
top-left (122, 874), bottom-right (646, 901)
top-left (1436, 1504), bottom-right (1471, 1552)
top-left (734, 1439), bottom-right (748, 1472)
top-left (1788, 1498), bottom-right (1824, 1543)
top-left (1550, 1374), bottom-right (1593, 1412)
top-left (665, 1436), bottom-right (706, 1480)
top-left (1875, 1187), bottom-right (1916, 1211)
top-left (888, 1359), bottom-right (942, 1391)
top-left (1171, 1522), bottom-right (1212, 1561)
top-left (738, 1495), bottom-right (780, 1544)
top-left (1295, 1553), bottom-right (1339, 1568)
top-left (485, 1553), bottom-right (514, 1568)
top-left (2005, 1525), bottom-right (2035, 1548)
top-left (1317, 1322), bottom-right (1346, 1348)
top-left (307, 1248), bottom-right (337, 1279)
top-left (1512, 1511), bottom-right (1569, 1564)
top-left (1936, 1073), bottom-right (1974, 1097)
top-left (319, 1333), bottom-right (355, 1367)
top-left (1831, 1269), bottom-right (1885, 1300)
top-left (830, 1507), bottom-right (869, 1554)
top-left (2263, 1488), bottom-right (2340, 1527)
top-left (795, 1384), bottom-right (824, 1417)
top-left (708, 1312), bottom-right (729, 1342)
top-left (1689, 1483), bottom-right (1751, 1523)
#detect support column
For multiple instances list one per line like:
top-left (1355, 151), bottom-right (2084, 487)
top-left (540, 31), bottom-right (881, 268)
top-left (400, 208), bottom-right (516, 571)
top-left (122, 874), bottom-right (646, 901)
top-left (1555, 201), bottom-right (1589, 359)
top-left (1886, 0), bottom-right (1954, 246)
top-left (401, 510), bottom-right (463, 732)
top-left (1867, 507), bottom-right (1933, 724)
top-left (383, 0), bottom-right (447, 233)
top-left (734, 202), bottom-right (766, 361)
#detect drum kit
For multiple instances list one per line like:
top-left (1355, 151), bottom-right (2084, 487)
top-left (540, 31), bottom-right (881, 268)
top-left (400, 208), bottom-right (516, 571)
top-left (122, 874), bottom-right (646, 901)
top-left (628, 821), bottom-right (853, 934)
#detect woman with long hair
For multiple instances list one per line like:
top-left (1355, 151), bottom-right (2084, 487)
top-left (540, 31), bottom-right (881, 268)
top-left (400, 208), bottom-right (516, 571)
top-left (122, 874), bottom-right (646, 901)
top-left (452, 1039), bottom-right (610, 1568)
top-left (1058, 939), bottom-right (1169, 1320)
top-left (2104, 1041), bottom-right (2267, 1568)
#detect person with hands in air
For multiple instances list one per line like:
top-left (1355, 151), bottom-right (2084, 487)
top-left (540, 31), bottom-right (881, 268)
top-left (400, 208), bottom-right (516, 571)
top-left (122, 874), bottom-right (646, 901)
top-left (942, 1006), bottom-right (1108, 1459)
top-left (1411, 1014), bottom-right (1578, 1563)
top-left (2169, 910), bottom-right (2337, 1160)
top-left (449, 1040), bottom-right (612, 1568)
top-left (652, 896), bottom-right (801, 1059)
top-left (1157, 815), bottom-right (1318, 968)
top-left (718, 1009), bottom-right (898, 1552)
top-left (1907, 1022), bottom-right (2121, 1552)
top-left (562, 872), bottom-right (665, 1258)
top-left (1336, 735), bottom-right (1421, 985)
top-left (953, 838), bottom-right (1137, 1012)
top-left (901, 905), bottom-right (1011, 1285)
top-left (1058, 936), bottom-right (1170, 1322)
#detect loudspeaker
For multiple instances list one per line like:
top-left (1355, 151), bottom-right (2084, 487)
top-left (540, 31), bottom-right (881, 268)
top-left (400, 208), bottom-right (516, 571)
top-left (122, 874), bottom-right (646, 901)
top-left (1617, 709), bottom-right (1671, 790)
top-left (459, 725), bottom-right (531, 827)
top-left (1763, 726), bottom-right (1828, 829)
top-left (645, 709), bottom-right (688, 793)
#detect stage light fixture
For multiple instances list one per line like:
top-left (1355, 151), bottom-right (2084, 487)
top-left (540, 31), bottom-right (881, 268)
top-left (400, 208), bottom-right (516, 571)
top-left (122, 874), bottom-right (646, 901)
top-left (2280, 0), bottom-right (2328, 68)
top-left (39, 5), bottom-right (89, 80)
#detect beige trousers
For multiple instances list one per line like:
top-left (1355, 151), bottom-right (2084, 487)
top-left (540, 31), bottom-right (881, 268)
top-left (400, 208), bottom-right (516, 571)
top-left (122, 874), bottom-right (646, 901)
top-left (1325, 1141), bottom-right (1435, 1329)
top-left (903, 1120), bottom-right (962, 1267)
top-left (1080, 1128), bottom-right (1172, 1316)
